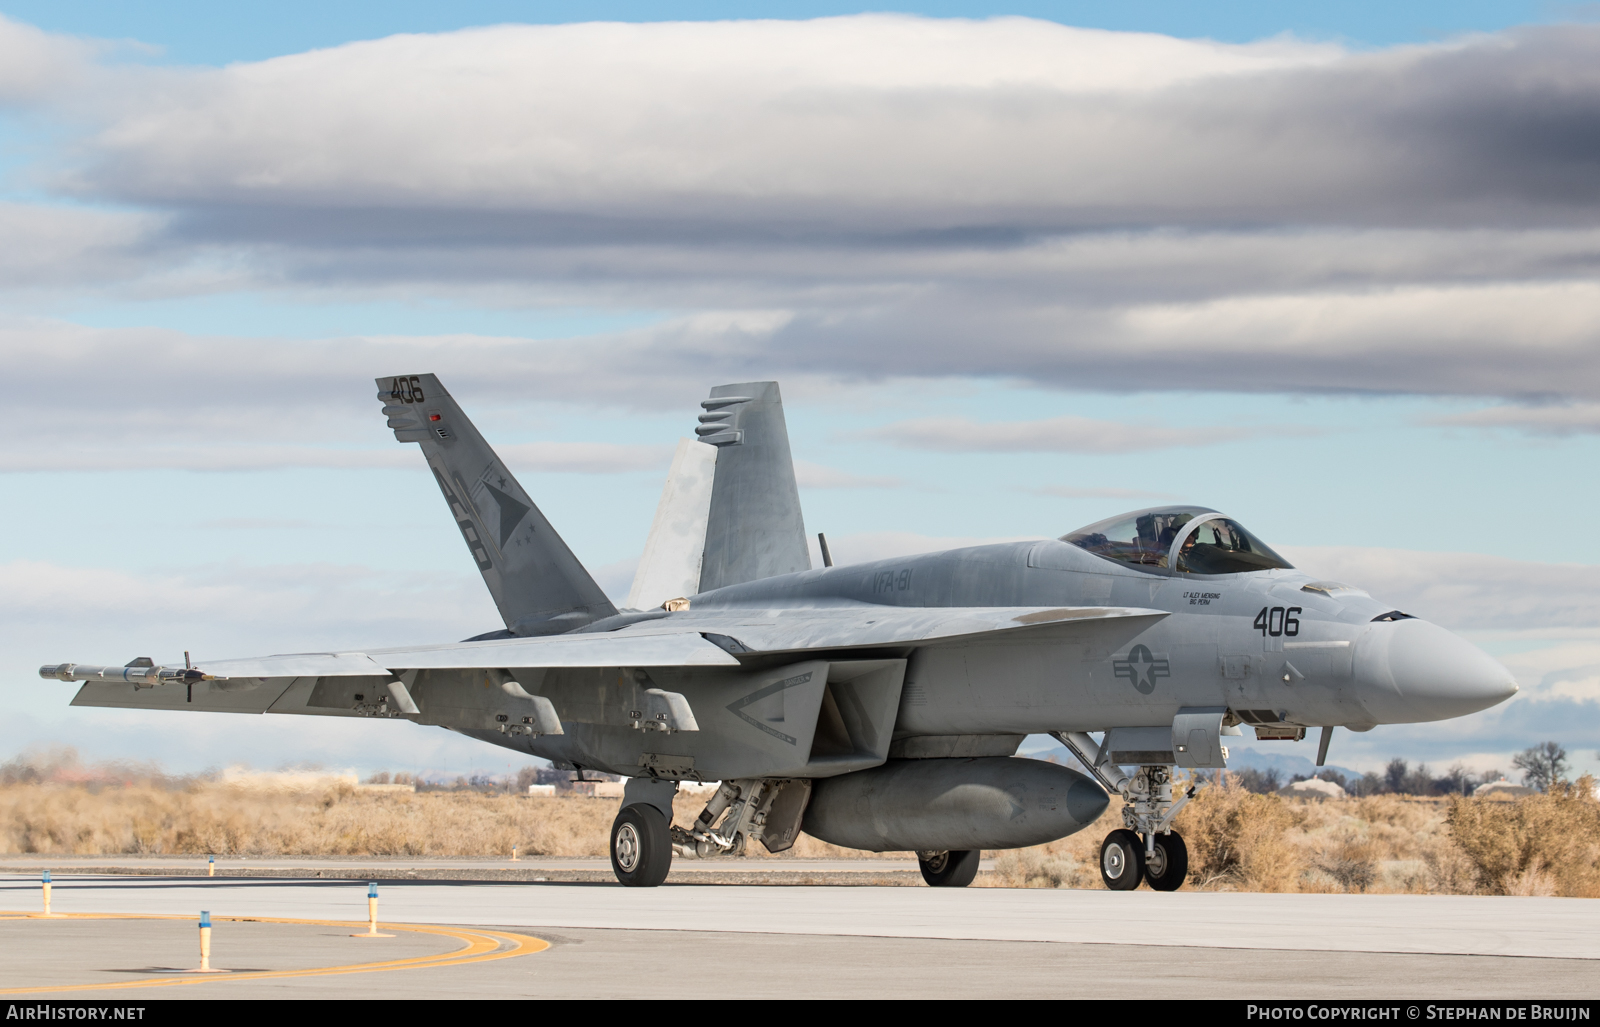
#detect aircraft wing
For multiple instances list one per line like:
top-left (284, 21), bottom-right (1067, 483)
top-left (52, 610), bottom-right (1144, 716)
top-left (193, 631), bottom-right (741, 679)
top-left (620, 604), bottom-right (1168, 654)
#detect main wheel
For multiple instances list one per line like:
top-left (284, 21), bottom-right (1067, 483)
top-left (1100, 829), bottom-right (1145, 891)
top-left (610, 803), bottom-right (672, 887)
top-left (1143, 831), bottom-right (1189, 892)
top-left (919, 850), bottom-right (980, 888)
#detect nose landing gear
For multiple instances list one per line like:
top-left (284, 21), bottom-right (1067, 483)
top-left (1099, 827), bottom-right (1190, 891)
top-left (1055, 732), bottom-right (1197, 893)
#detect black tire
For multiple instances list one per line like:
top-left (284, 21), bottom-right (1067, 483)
top-left (610, 804), bottom-right (672, 887)
top-left (1100, 829), bottom-right (1145, 891)
top-left (918, 850), bottom-right (980, 888)
top-left (1143, 831), bottom-right (1189, 892)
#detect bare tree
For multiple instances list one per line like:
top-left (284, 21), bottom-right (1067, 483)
top-left (1512, 741), bottom-right (1568, 793)
top-left (1384, 758), bottom-right (1408, 793)
top-left (1231, 767), bottom-right (1281, 794)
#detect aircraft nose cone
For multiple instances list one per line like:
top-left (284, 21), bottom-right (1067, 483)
top-left (1353, 619), bottom-right (1517, 722)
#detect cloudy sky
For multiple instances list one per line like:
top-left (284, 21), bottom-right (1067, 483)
top-left (4, 1), bottom-right (1599, 782)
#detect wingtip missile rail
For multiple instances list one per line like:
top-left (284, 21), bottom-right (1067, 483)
top-left (38, 663), bottom-right (219, 688)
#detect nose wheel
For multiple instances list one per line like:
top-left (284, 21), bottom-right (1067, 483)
top-left (1099, 829), bottom-right (1144, 890)
top-left (1142, 831), bottom-right (1188, 891)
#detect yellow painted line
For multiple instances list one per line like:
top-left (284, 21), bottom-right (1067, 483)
top-left (0, 911), bottom-right (549, 993)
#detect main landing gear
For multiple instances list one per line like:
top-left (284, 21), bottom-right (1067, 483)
top-left (917, 849), bottom-right (980, 887)
top-left (610, 778), bottom-right (809, 887)
top-left (610, 803), bottom-right (672, 887)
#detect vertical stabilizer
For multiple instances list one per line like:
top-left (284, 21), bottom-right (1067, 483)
top-left (625, 438), bottom-right (716, 610)
top-left (377, 374), bottom-right (617, 635)
top-left (696, 381), bottom-right (811, 592)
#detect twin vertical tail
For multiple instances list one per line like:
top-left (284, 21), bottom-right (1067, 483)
top-left (696, 382), bottom-right (811, 592)
top-left (377, 374), bottom-right (616, 636)
top-left (629, 381), bottom-right (811, 606)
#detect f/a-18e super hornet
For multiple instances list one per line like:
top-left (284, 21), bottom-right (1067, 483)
top-left (41, 375), bottom-right (1518, 889)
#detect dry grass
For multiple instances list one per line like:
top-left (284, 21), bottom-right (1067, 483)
top-left (0, 781), bottom-right (903, 859)
top-left (1445, 776), bottom-right (1600, 897)
top-left (0, 781), bottom-right (605, 857)
top-left (4, 767), bottom-right (1595, 896)
top-left (979, 777), bottom-right (1536, 896)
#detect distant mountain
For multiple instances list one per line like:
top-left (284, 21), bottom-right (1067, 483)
top-left (1223, 743), bottom-right (1364, 784)
top-left (1018, 734), bottom-right (1364, 783)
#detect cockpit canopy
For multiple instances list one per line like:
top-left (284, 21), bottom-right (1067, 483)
top-left (1061, 505), bottom-right (1293, 575)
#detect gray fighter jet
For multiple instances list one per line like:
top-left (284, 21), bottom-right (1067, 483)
top-left (40, 376), bottom-right (1518, 889)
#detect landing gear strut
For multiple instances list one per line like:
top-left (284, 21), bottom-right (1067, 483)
top-left (669, 779), bottom-right (776, 859)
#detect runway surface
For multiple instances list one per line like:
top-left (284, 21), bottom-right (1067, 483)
top-left (2, 873), bottom-right (1595, 999)
top-left (0, 855), bottom-right (950, 876)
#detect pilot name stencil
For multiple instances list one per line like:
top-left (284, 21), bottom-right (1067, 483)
top-left (1182, 591), bottom-right (1222, 606)
top-left (1113, 645), bottom-right (1171, 694)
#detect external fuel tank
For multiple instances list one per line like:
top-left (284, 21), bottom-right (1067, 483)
top-left (801, 756), bottom-right (1108, 852)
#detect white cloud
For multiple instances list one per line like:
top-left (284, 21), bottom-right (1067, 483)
top-left (1278, 546), bottom-right (1600, 633)
top-left (0, 558), bottom-right (497, 654)
top-left (1029, 486), bottom-right (1177, 500)
top-left (805, 530), bottom-right (1043, 568)
top-left (3, 18), bottom-right (1600, 403)
top-left (868, 414), bottom-right (1249, 453)
top-left (74, 18), bottom-right (1341, 215)
top-left (1431, 402), bottom-right (1600, 436)
top-left (0, 203), bottom-right (159, 288)
top-left (794, 460), bottom-right (905, 489)
top-left (0, 15), bottom-right (98, 105)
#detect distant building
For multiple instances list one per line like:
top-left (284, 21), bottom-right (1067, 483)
top-left (569, 780), bottom-right (626, 798)
top-left (1474, 779), bottom-right (1536, 799)
top-left (525, 784), bottom-right (557, 796)
top-left (1279, 778), bottom-right (1346, 799)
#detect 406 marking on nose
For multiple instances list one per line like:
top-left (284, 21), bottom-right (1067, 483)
top-left (1254, 606), bottom-right (1302, 637)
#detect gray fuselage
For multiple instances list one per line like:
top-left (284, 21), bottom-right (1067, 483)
top-left (515, 537), bottom-right (1515, 776)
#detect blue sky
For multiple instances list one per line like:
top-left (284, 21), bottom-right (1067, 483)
top-left (0, 1), bottom-right (1570, 61)
top-left (2, 2), bottom-right (1598, 782)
